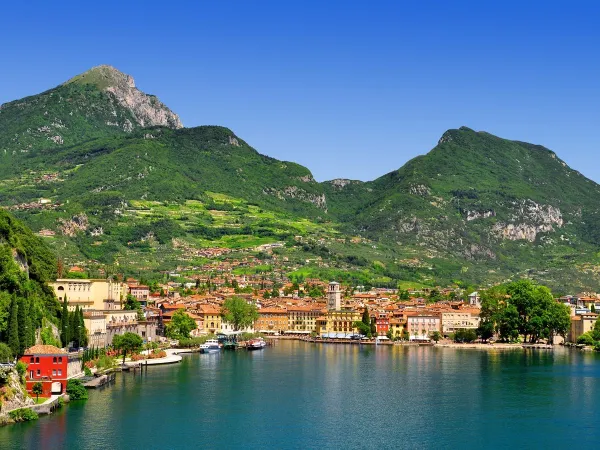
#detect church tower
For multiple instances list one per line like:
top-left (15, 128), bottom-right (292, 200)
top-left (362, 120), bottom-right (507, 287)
top-left (327, 281), bottom-right (341, 310)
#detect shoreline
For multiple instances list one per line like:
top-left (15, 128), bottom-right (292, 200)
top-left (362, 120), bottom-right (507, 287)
top-left (269, 336), bottom-right (564, 351)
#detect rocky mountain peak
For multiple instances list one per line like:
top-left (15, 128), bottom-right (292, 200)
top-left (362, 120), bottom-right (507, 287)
top-left (66, 65), bottom-right (183, 129)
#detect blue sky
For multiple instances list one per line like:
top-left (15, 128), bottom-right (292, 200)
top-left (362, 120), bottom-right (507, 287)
top-left (1, 1), bottom-right (599, 182)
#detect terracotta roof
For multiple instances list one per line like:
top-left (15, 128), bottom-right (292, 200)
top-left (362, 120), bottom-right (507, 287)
top-left (25, 345), bottom-right (66, 355)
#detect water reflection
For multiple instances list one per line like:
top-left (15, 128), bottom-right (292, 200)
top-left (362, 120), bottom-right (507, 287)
top-left (1, 344), bottom-right (600, 449)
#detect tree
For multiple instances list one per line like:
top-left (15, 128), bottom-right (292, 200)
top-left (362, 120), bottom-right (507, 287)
top-left (66, 379), bottom-right (88, 400)
top-left (123, 295), bottom-right (144, 321)
top-left (221, 296), bottom-right (259, 331)
top-left (32, 382), bottom-right (43, 402)
top-left (166, 310), bottom-right (198, 339)
top-left (361, 308), bottom-right (370, 327)
top-left (60, 295), bottom-right (69, 348)
top-left (454, 329), bottom-right (477, 343)
top-left (399, 290), bottom-right (410, 301)
top-left (546, 301), bottom-right (571, 344)
top-left (592, 304), bottom-right (596, 313)
top-left (112, 332), bottom-right (143, 365)
top-left (78, 307), bottom-right (88, 347)
top-left (7, 296), bottom-right (19, 357)
top-left (477, 320), bottom-right (495, 342)
top-left (18, 297), bottom-right (32, 355)
top-left (430, 331), bottom-right (442, 342)
top-left (0, 342), bottom-right (13, 363)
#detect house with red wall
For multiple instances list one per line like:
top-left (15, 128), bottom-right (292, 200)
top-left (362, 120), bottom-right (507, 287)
top-left (20, 345), bottom-right (71, 398)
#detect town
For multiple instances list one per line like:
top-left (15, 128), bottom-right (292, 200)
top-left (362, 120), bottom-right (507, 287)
top-left (48, 267), bottom-right (599, 348)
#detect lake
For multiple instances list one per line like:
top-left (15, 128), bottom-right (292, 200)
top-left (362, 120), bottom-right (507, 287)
top-left (1, 341), bottom-right (599, 449)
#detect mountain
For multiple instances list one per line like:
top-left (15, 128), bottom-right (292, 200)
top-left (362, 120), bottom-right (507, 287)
top-left (325, 127), bottom-right (600, 291)
top-left (1, 67), bottom-right (599, 292)
top-left (0, 65), bottom-right (181, 171)
top-left (0, 209), bottom-right (60, 338)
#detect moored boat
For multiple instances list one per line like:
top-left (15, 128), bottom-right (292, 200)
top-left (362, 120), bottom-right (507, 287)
top-left (200, 339), bottom-right (222, 353)
top-left (247, 338), bottom-right (267, 350)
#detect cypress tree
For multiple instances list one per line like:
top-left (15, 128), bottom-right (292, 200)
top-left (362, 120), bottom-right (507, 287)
top-left (78, 307), bottom-right (88, 347)
top-left (60, 295), bottom-right (69, 348)
top-left (8, 296), bottom-right (20, 357)
top-left (362, 308), bottom-right (370, 327)
top-left (17, 297), bottom-right (32, 355)
top-left (70, 306), bottom-right (78, 347)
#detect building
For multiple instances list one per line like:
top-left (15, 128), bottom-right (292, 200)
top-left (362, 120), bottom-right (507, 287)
top-left (468, 292), bottom-right (481, 307)
top-left (105, 310), bottom-right (139, 345)
top-left (327, 281), bottom-right (341, 311)
top-left (317, 309), bottom-right (361, 337)
top-left (569, 312), bottom-right (598, 342)
top-left (198, 305), bottom-right (222, 334)
top-left (20, 345), bottom-right (82, 398)
top-left (255, 308), bottom-right (288, 334)
top-left (129, 285), bottom-right (150, 304)
top-left (441, 310), bottom-right (480, 336)
top-left (373, 312), bottom-right (390, 336)
top-left (287, 306), bottom-right (322, 334)
top-left (389, 318), bottom-right (406, 338)
top-left (83, 310), bottom-right (108, 348)
top-left (50, 278), bottom-right (126, 311)
top-left (407, 314), bottom-right (441, 340)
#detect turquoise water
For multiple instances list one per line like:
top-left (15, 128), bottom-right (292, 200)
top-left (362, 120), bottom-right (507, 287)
top-left (1, 342), bottom-right (599, 449)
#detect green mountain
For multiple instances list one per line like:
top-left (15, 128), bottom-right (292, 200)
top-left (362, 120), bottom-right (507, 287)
top-left (1, 67), bottom-right (599, 292)
top-left (0, 209), bottom-right (60, 341)
top-left (326, 127), bottom-right (600, 291)
top-left (0, 65), bottom-right (181, 169)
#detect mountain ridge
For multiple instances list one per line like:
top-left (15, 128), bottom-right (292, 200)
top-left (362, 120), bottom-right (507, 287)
top-left (1, 66), bottom-right (599, 292)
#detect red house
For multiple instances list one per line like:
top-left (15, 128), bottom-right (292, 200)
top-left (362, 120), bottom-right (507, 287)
top-left (20, 345), bottom-right (69, 398)
top-left (374, 314), bottom-right (390, 335)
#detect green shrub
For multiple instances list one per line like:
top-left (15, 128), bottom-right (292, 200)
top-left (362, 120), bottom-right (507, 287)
top-left (15, 361), bottom-right (27, 379)
top-left (577, 332), bottom-right (595, 346)
top-left (66, 379), bottom-right (88, 400)
top-left (9, 408), bottom-right (38, 422)
top-left (96, 354), bottom-right (116, 370)
top-left (84, 366), bottom-right (93, 376)
top-left (56, 397), bottom-right (64, 408)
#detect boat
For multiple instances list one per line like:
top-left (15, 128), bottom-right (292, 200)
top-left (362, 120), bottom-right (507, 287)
top-left (223, 341), bottom-right (238, 350)
top-left (199, 339), bottom-right (222, 354)
top-left (247, 338), bottom-right (267, 350)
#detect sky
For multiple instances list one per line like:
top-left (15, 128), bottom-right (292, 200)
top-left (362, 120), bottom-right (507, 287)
top-left (1, 1), bottom-right (599, 182)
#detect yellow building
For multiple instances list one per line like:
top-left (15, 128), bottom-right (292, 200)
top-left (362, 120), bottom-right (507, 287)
top-left (317, 309), bottom-right (361, 337)
top-left (198, 305), bottom-right (222, 334)
top-left (287, 306), bottom-right (322, 334)
top-left (50, 278), bottom-right (126, 311)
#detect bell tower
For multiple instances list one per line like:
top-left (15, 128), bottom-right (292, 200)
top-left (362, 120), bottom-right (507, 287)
top-left (327, 281), bottom-right (341, 310)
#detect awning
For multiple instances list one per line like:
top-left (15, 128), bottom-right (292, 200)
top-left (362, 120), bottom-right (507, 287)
top-left (284, 330), bottom-right (312, 334)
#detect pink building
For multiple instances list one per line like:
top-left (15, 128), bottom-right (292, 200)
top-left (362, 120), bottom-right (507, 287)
top-left (407, 315), bottom-right (441, 340)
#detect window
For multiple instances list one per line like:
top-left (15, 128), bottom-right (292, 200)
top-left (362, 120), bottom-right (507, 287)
top-left (52, 370), bottom-right (56, 376)
top-left (29, 371), bottom-right (34, 379)
top-left (36, 357), bottom-right (40, 363)
top-left (53, 357), bottom-right (57, 363)
top-left (36, 370), bottom-right (41, 376)
top-left (30, 357), bottom-right (34, 363)
top-left (58, 370), bottom-right (62, 376)
top-left (58, 357), bottom-right (63, 363)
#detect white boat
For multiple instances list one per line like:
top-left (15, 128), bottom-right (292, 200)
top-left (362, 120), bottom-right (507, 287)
top-left (247, 338), bottom-right (267, 350)
top-left (200, 339), bottom-right (222, 353)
